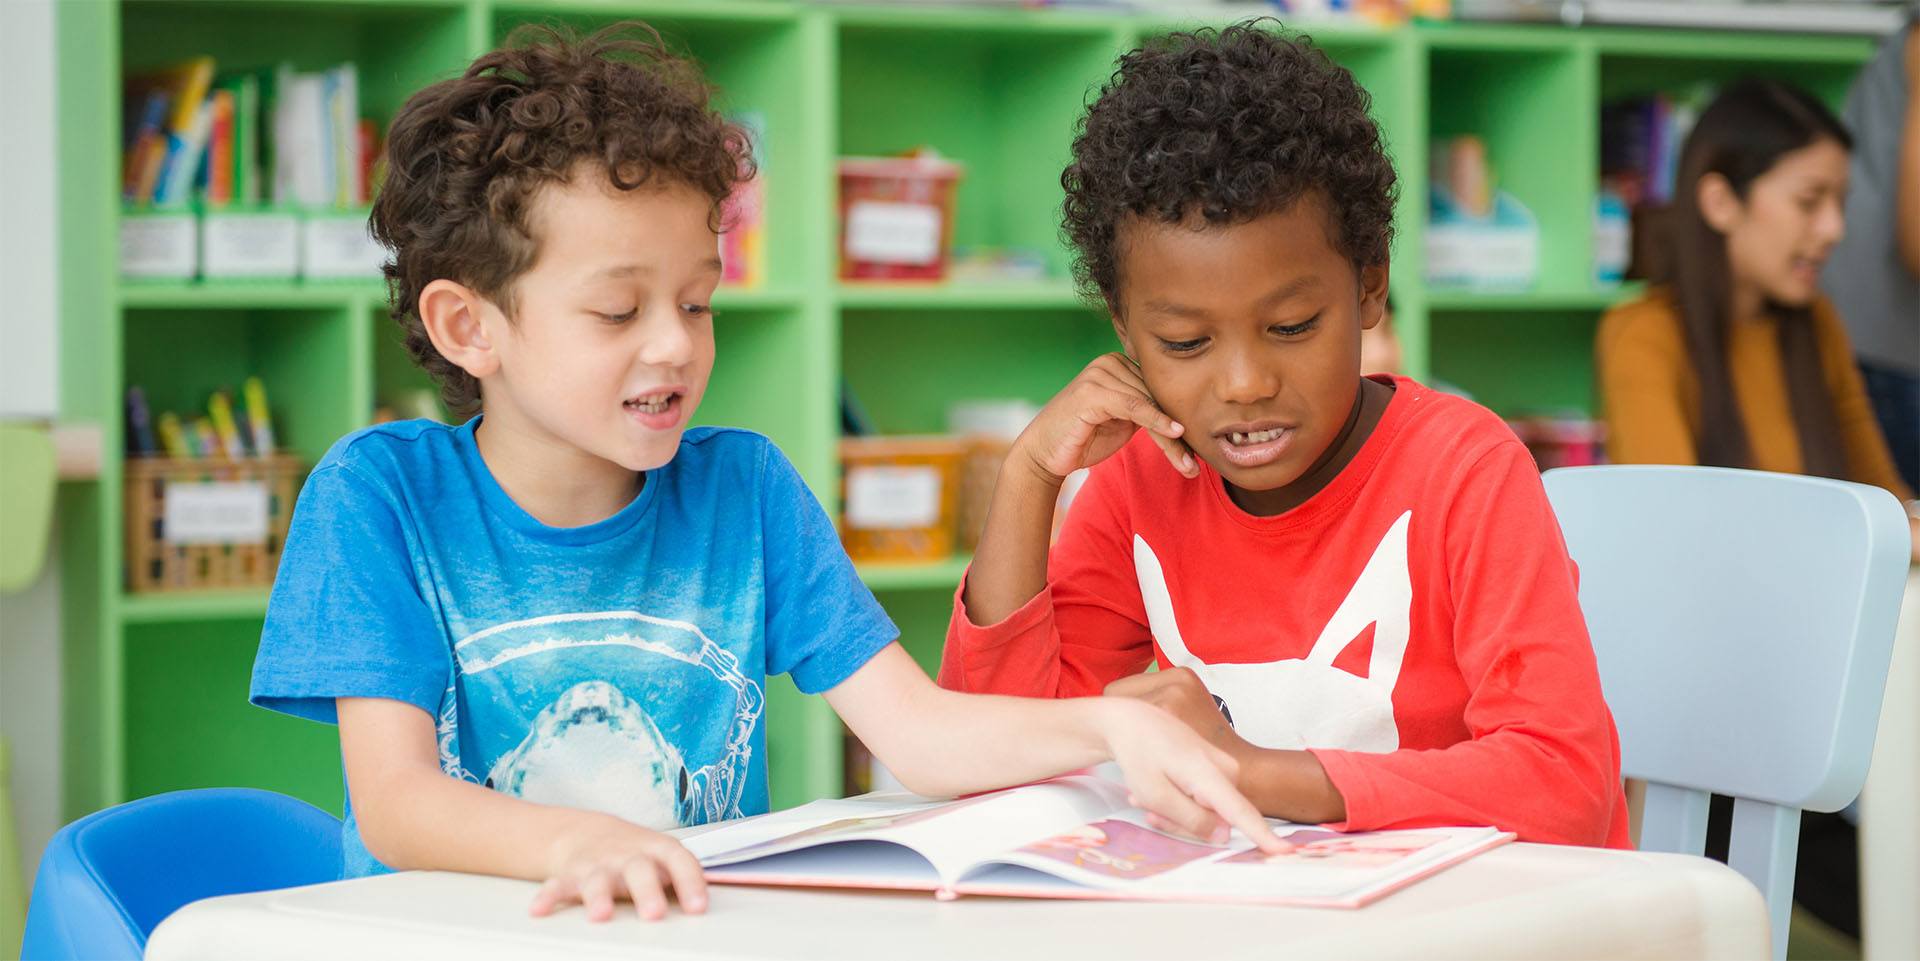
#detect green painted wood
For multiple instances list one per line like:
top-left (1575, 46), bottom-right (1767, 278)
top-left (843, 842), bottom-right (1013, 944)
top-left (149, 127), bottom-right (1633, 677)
top-left (837, 282), bottom-right (1087, 312)
top-left (119, 590), bottom-right (272, 624)
top-left (0, 426), bottom-right (57, 593)
top-left (857, 554), bottom-right (973, 593)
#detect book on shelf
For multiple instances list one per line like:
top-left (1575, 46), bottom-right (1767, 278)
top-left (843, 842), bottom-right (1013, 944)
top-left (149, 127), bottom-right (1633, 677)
top-left (120, 55), bottom-right (372, 210)
top-left (683, 771), bottom-right (1512, 907)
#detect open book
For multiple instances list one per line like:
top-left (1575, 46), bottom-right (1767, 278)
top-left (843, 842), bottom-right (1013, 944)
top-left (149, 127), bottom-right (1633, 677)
top-left (684, 774), bottom-right (1512, 907)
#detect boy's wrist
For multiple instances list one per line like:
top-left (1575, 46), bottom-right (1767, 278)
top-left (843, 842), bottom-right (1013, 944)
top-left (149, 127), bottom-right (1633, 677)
top-left (1239, 748), bottom-right (1347, 824)
top-left (1005, 442), bottom-right (1070, 495)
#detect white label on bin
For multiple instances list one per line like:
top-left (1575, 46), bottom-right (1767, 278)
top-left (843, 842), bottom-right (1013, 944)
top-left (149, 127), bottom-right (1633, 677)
top-left (846, 201), bottom-right (942, 266)
top-left (845, 466), bottom-right (941, 529)
top-left (120, 215), bottom-right (198, 279)
top-left (302, 216), bottom-right (388, 279)
top-left (202, 213), bottom-right (301, 278)
top-left (164, 481), bottom-right (270, 545)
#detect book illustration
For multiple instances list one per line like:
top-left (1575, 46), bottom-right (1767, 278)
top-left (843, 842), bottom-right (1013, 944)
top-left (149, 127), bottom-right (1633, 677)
top-left (1220, 827), bottom-right (1449, 869)
top-left (1017, 818), bottom-right (1225, 881)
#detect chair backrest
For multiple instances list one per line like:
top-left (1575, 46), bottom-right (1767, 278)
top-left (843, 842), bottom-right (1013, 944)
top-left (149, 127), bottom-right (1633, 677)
top-left (21, 788), bottom-right (341, 960)
top-left (1543, 465), bottom-right (1908, 959)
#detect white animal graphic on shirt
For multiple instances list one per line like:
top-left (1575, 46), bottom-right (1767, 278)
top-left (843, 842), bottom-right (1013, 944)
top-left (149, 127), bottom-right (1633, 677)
top-left (1132, 510), bottom-right (1413, 753)
top-left (487, 680), bottom-right (686, 830)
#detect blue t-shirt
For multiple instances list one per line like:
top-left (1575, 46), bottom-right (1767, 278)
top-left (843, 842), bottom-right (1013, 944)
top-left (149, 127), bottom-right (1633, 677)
top-left (250, 418), bottom-right (897, 878)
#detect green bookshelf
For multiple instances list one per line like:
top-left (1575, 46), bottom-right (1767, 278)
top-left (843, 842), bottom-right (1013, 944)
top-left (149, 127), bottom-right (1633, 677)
top-left (52, 0), bottom-right (1873, 824)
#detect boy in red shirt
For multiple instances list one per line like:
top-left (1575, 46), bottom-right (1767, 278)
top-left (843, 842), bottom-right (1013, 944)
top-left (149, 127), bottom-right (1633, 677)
top-left (940, 22), bottom-right (1630, 848)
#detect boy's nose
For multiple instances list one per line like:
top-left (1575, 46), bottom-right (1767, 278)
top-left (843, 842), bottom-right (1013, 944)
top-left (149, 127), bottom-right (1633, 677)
top-left (1218, 353), bottom-right (1280, 405)
top-left (635, 308), bottom-right (696, 368)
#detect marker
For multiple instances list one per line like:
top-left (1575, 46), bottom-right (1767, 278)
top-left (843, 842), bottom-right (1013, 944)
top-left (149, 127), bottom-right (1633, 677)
top-left (209, 390), bottom-right (246, 458)
top-left (156, 412), bottom-right (191, 459)
top-left (126, 386), bottom-right (158, 455)
top-left (243, 376), bottom-right (275, 455)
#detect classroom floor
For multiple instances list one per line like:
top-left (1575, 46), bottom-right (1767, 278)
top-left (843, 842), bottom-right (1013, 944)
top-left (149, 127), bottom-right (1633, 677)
top-left (1789, 905), bottom-right (1861, 961)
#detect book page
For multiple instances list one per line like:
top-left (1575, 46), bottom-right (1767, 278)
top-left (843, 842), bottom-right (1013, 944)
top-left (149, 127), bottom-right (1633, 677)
top-left (694, 774), bottom-right (1130, 888)
top-left (975, 819), bottom-right (1507, 903)
top-left (1145, 825), bottom-right (1507, 902)
top-left (967, 813), bottom-right (1238, 888)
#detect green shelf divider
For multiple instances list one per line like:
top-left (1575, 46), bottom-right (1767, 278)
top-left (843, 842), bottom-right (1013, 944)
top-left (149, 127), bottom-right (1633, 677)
top-left (119, 590), bottom-right (272, 624)
top-left (856, 554), bottom-right (973, 593)
top-left (837, 282), bottom-right (1090, 312)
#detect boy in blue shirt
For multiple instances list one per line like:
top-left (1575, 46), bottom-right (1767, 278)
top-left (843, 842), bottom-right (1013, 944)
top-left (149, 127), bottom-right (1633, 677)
top-left (250, 22), bottom-right (1277, 923)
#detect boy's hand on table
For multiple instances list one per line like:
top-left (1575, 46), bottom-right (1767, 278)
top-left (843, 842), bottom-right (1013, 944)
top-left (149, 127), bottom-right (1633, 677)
top-left (530, 815), bottom-right (708, 923)
top-left (1098, 697), bottom-right (1288, 854)
top-left (1105, 667), bottom-right (1254, 763)
top-left (1015, 352), bottom-right (1198, 485)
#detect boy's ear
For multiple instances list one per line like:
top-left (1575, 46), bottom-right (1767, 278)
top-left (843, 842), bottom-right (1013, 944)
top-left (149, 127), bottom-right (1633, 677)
top-left (1106, 299), bottom-right (1133, 358)
top-left (1358, 262), bottom-right (1390, 331)
top-left (418, 279), bottom-right (501, 380)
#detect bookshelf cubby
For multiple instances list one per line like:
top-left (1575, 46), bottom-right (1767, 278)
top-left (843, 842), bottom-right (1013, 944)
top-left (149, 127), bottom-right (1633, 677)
top-left (51, 0), bottom-right (1872, 822)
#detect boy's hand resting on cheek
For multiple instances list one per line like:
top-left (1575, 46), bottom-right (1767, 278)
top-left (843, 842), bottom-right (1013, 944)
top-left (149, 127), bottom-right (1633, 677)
top-left (1017, 352), bottom-right (1199, 485)
top-left (531, 816), bottom-right (708, 922)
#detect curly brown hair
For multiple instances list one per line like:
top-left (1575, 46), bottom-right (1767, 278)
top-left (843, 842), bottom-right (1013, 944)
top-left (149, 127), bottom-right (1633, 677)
top-left (1061, 21), bottom-right (1397, 311)
top-left (370, 21), bottom-right (754, 417)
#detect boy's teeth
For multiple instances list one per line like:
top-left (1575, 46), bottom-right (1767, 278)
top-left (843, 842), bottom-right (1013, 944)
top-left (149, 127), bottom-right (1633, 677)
top-left (626, 395), bottom-right (672, 414)
top-left (1229, 428), bottom-right (1284, 446)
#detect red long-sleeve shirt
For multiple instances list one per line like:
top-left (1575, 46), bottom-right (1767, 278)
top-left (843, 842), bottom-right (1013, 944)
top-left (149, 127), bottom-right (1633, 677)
top-left (939, 376), bottom-right (1631, 848)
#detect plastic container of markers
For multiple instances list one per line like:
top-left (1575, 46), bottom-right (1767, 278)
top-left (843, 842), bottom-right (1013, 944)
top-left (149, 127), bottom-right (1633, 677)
top-left (122, 454), bottom-right (304, 592)
top-left (837, 153), bottom-right (964, 282)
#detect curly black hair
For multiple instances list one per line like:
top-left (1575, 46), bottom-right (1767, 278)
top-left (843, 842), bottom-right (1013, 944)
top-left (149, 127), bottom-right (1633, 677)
top-left (1061, 21), bottom-right (1397, 309)
top-left (371, 21), bottom-right (754, 417)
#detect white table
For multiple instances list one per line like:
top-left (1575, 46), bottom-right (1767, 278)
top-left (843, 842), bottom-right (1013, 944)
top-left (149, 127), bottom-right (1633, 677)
top-left (1859, 569), bottom-right (1920, 960)
top-left (146, 842), bottom-right (1767, 961)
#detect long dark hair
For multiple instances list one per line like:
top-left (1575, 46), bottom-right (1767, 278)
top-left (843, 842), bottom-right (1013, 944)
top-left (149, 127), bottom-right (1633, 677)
top-left (1657, 78), bottom-right (1850, 477)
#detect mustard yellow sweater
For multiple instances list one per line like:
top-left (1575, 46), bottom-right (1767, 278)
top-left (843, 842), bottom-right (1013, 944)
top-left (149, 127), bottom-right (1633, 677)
top-left (1596, 289), bottom-right (1913, 503)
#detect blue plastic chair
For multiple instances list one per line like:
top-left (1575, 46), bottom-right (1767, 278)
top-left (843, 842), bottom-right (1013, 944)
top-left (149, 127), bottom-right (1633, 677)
top-left (1544, 465), bottom-right (1908, 960)
top-left (21, 788), bottom-right (341, 960)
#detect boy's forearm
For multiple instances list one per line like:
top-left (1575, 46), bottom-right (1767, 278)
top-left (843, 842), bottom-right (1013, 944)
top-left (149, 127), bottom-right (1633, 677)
top-left (962, 458), bottom-right (1065, 626)
top-left (874, 688), bottom-right (1127, 798)
top-left (1235, 747), bottom-right (1348, 825)
top-left (355, 765), bottom-right (611, 879)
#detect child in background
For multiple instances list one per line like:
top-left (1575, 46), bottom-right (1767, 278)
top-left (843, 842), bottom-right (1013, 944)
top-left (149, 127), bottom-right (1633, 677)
top-left (941, 22), bottom-right (1629, 848)
top-left (251, 22), bottom-right (1278, 923)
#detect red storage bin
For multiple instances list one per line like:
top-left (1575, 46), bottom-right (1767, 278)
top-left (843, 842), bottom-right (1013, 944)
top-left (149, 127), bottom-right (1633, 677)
top-left (838, 154), bottom-right (964, 282)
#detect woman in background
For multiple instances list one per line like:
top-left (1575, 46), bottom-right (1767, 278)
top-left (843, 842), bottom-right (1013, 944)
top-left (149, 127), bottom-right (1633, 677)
top-left (1597, 77), bottom-right (1920, 563)
top-left (1596, 76), bottom-right (1919, 947)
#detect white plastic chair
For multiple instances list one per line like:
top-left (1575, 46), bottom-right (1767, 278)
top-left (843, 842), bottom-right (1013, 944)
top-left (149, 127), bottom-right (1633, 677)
top-left (1543, 465), bottom-right (1909, 960)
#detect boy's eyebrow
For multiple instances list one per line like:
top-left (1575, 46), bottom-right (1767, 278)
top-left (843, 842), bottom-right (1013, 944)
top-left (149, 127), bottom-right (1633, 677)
top-left (1255, 275), bottom-right (1323, 307)
top-left (1140, 276), bottom-right (1322, 319)
top-left (585, 258), bottom-right (725, 280)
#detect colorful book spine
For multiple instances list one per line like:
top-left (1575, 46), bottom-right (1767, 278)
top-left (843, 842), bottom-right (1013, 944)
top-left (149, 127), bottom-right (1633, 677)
top-left (122, 89), bottom-right (172, 202)
top-left (156, 96), bottom-right (216, 206)
top-left (357, 118), bottom-right (378, 206)
top-left (206, 89), bottom-right (235, 206)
